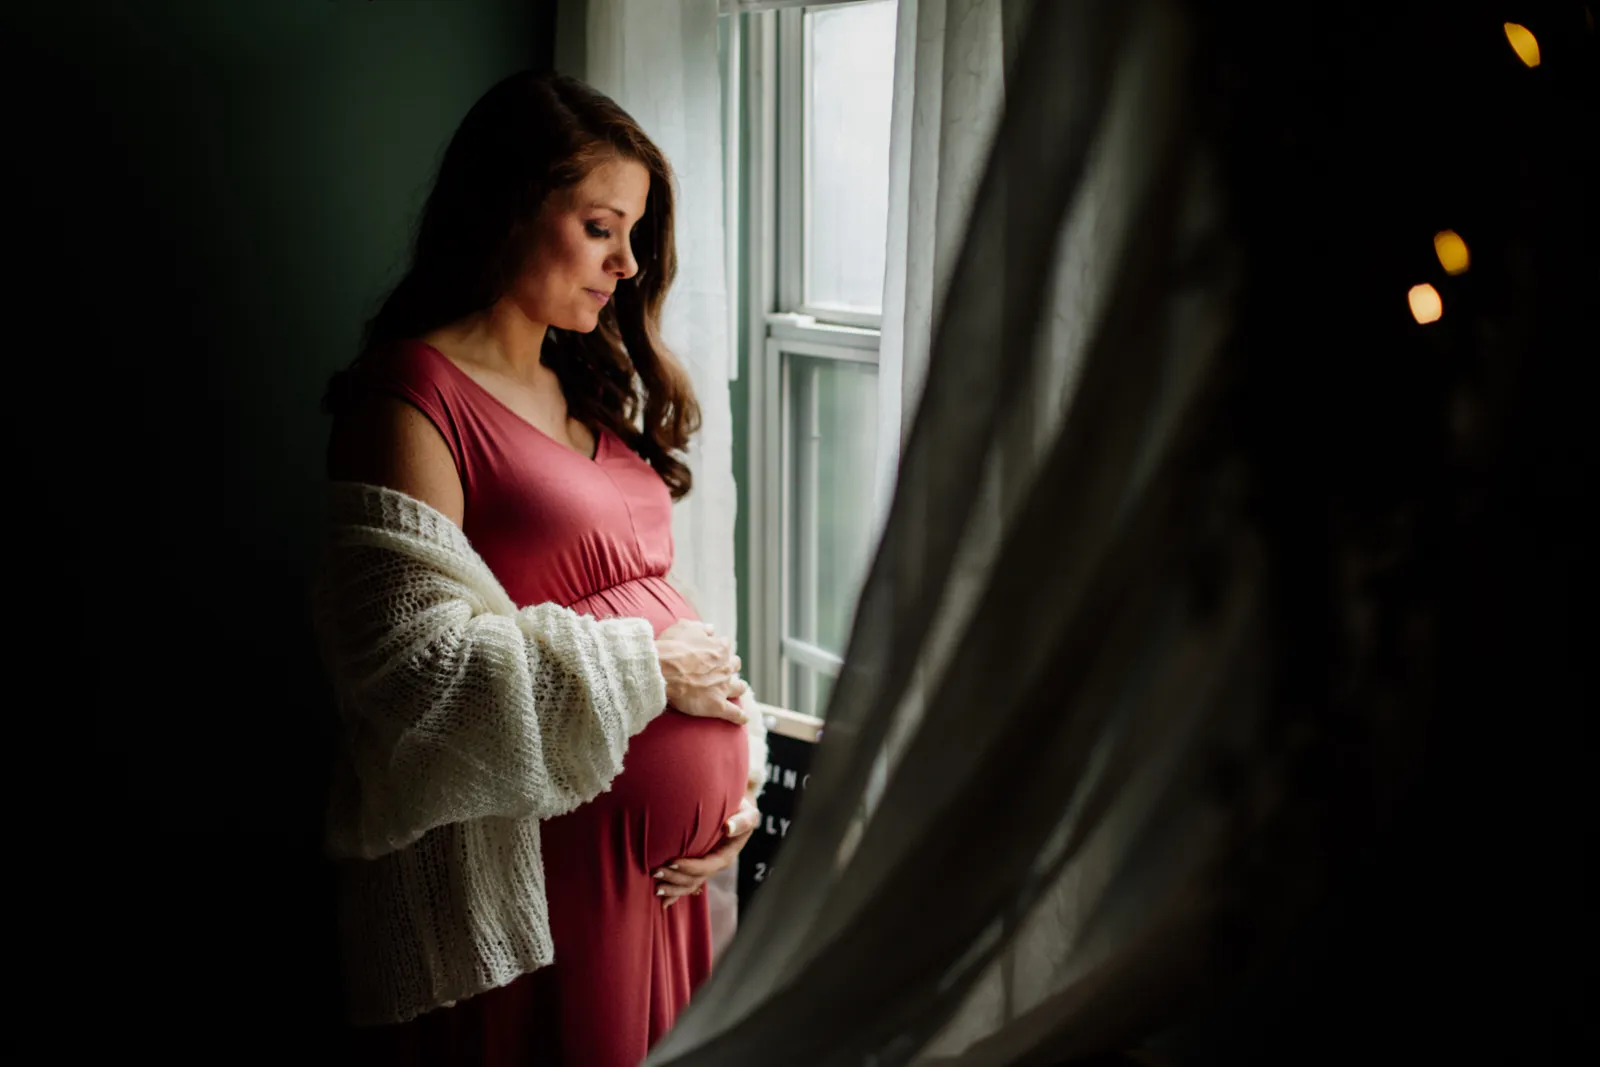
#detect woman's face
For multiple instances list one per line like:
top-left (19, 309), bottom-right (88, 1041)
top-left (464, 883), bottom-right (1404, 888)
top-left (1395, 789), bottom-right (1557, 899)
top-left (515, 155), bottom-right (651, 333)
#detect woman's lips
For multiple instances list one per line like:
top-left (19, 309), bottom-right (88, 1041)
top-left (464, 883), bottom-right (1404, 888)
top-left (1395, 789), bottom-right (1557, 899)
top-left (586, 288), bottom-right (611, 305)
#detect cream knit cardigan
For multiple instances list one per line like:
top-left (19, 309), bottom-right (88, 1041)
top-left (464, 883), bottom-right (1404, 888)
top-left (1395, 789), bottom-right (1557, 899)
top-left (312, 481), bottom-right (671, 1026)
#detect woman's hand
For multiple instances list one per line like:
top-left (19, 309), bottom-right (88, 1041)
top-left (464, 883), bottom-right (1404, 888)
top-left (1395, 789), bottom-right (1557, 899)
top-left (656, 619), bottom-right (748, 725)
top-left (653, 795), bottom-right (762, 908)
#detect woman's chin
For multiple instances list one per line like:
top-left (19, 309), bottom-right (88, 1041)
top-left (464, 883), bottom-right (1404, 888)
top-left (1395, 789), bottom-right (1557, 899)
top-left (557, 310), bottom-right (604, 334)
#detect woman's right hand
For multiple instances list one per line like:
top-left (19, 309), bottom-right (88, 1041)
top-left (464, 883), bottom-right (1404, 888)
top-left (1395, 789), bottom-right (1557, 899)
top-left (656, 620), bottom-right (748, 725)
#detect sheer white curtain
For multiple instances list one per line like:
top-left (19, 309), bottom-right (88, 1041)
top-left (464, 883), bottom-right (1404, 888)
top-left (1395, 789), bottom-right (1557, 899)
top-left (879, 0), bottom-right (1087, 511)
top-left (878, 0), bottom-right (1007, 484)
top-left (576, 0), bottom-right (739, 642)
top-left (562, 0), bottom-right (754, 959)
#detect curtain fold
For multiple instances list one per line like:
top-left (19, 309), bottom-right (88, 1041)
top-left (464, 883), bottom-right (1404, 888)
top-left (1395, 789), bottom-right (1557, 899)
top-left (877, 0), bottom-right (1009, 507)
top-left (648, 3), bottom-right (1264, 1060)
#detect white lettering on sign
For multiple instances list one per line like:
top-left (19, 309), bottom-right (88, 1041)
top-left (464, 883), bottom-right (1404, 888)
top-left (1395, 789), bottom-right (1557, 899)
top-left (762, 815), bottom-right (792, 838)
top-left (765, 763), bottom-right (811, 792)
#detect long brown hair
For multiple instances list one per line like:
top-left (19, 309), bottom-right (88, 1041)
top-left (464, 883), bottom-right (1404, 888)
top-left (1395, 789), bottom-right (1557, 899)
top-left (322, 70), bottom-right (700, 499)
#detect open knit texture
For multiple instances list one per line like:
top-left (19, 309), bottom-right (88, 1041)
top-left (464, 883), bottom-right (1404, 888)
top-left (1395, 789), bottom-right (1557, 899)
top-left (312, 481), bottom-right (669, 1025)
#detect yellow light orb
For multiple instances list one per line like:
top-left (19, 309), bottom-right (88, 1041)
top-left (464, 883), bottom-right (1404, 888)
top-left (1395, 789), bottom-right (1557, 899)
top-left (1433, 229), bottom-right (1471, 275)
top-left (1505, 22), bottom-right (1541, 67)
top-left (1409, 284), bottom-right (1443, 324)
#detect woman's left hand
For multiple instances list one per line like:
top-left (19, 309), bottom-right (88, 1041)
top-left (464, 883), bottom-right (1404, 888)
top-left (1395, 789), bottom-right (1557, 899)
top-left (654, 795), bottom-right (762, 908)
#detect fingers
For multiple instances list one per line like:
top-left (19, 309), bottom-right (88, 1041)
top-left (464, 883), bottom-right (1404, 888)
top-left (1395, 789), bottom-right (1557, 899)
top-left (652, 865), bottom-right (699, 889)
top-left (653, 863), bottom-right (709, 906)
top-left (698, 830), bottom-right (753, 868)
top-left (660, 887), bottom-right (703, 907)
top-left (657, 881), bottom-right (703, 905)
top-left (697, 662), bottom-right (740, 689)
top-left (700, 635), bottom-right (733, 666)
top-left (662, 854), bottom-right (723, 880)
top-left (683, 646), bottom-right (737, 684)
top-left (655, 806), bottom-right (761, 907)
top-left (724, 801), bottom-right (761, 839)
top-left (673, 691), bottom-right (749, 724)
top-left (659, 620), bottom-right (750, 722)
top-left (694, 633), bottom-right (736, 674)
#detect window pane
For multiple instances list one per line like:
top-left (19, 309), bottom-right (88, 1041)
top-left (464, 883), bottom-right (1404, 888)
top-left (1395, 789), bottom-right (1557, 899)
top-left (783, 661), bottom-right (835, 720)
top-left (786, 353), bottom-right (879, 675)
top-left (804, 1), bottom-right (897, 314)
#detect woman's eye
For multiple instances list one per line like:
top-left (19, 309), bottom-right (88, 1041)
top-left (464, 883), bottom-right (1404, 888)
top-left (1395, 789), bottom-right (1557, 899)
top-left (585, 222), bottom-right (611, 239)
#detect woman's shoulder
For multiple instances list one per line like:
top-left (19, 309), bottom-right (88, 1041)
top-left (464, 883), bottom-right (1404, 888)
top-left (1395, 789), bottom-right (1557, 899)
top-left (325, 340), bottom-right (467, 508)
top-left (356, 337), bottom-right (454, 393)
top-left (334, 339), bottom-right (470, 430)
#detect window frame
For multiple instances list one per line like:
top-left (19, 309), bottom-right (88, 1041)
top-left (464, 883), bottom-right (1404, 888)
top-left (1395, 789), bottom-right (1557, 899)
top-left (792, 6), bottom-right (888, 329)
top-left (733, 1), bottom-right (893, 715)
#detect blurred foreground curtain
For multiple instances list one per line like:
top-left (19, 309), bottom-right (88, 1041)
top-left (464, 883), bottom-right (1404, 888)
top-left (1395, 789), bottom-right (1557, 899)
top-left (657, 2), bottom-right (1255, 1061)
top-left (877, 0), bottom-right (1160, 1051)
top-left (562, 0), bottom-right (751, 958)
top-left (642, 0), bottom-right (1591, 1063)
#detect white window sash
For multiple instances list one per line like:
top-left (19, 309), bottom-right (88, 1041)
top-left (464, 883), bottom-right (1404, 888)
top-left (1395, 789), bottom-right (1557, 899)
top-left (721, 0), bottom-right (881, 14)
top-left (736, 2), bottom-right (890, 714)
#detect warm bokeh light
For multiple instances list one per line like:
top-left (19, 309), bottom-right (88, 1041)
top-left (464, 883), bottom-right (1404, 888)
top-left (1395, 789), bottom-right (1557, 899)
top-left (1505, 22), bottom-right (1541, 67)
top-left (1434, 229), bottom-right (1470, 274)
top-left (1409, 284), bottom-right (1443, 324)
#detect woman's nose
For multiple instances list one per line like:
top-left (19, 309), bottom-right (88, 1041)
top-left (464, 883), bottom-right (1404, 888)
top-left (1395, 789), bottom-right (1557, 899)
top-left (610, 242), bottom-right (638, 280)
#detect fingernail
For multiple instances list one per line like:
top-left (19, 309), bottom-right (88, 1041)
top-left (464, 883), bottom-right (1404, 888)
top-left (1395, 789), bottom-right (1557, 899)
top-left (668, 864), bottom-right (679, 871)
top-left (656, 887), bottom-right (665, 897)
top-left (653, 870), bottom-right (665, 879)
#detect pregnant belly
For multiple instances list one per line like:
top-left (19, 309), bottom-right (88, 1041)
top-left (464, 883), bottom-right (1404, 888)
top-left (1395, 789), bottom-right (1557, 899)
top-left (614, 712), bottom-right (748, 863)
top-left (545, 575), bottom-right (750, 872)
top-left (539, 711), bottom-right (749, 889)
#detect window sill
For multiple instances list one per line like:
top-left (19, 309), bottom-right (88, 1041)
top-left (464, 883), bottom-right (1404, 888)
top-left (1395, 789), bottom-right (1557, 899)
top-left (752, 700), bottom-right (825, 742)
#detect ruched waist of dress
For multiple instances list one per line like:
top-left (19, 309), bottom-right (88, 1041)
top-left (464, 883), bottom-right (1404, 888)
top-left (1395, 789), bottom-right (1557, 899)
top-left (565, 573), bottom-right (694, 632)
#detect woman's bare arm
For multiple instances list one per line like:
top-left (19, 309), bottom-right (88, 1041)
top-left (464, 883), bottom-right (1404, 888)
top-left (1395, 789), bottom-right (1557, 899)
top-left (327, 395), bottom-right (465, 527)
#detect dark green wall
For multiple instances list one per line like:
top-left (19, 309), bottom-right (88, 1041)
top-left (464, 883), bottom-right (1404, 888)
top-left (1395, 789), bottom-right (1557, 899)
top-left (6, 0), bottom-right (552, 1050)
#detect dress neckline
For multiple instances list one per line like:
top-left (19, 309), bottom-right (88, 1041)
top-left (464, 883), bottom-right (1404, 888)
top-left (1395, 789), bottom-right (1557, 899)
top-left (415, 340), bottom-right (606, 463)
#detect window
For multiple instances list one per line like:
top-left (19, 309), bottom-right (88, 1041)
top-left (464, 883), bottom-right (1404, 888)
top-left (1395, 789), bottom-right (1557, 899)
top-left (727, 1), bottom-right (899, 719)
top-left (801, 1), bottom-right (897, 319)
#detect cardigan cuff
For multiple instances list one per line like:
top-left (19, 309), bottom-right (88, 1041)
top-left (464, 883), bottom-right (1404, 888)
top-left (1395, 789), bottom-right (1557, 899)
top-left (597, 615), bottom-right (669, 737)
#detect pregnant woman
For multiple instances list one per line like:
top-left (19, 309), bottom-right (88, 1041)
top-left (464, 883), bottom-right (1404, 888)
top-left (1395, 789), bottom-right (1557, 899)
top-left (313, 70), bottom-right (766, 1066)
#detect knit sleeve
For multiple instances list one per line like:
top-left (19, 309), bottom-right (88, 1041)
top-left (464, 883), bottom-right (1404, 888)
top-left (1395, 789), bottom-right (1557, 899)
top-left (313, 503), bottom-right (668, 860)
